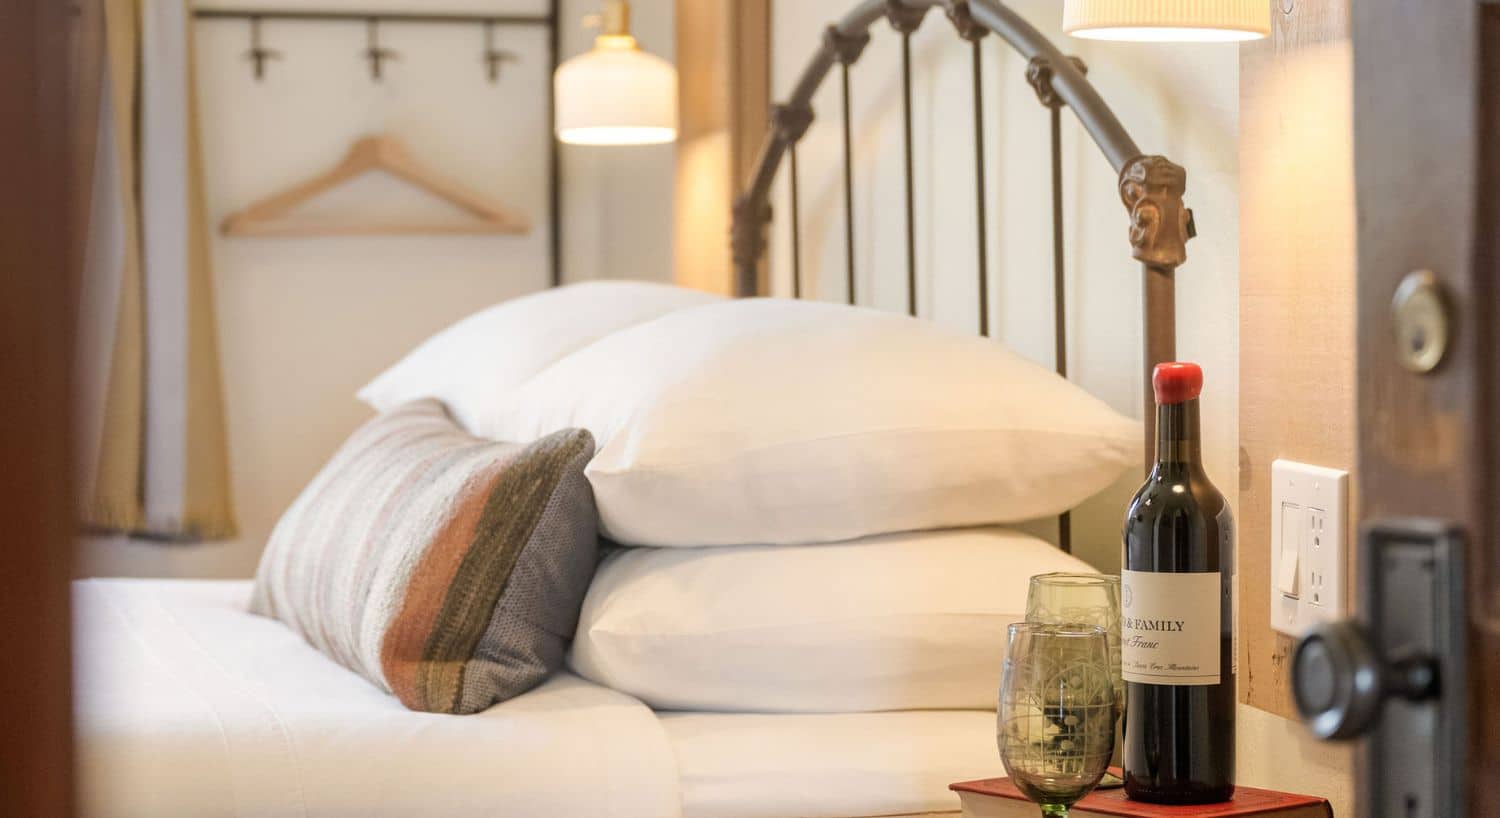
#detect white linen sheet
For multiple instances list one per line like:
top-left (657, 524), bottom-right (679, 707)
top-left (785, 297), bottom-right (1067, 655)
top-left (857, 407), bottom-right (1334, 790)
top-left (73, 579), bottom-right (682, 818)
top-left (662, 710), bottom-right (1000, 818)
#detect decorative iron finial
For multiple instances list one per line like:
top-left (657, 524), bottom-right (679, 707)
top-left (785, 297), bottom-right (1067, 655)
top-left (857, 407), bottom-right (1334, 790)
top-left (1025, 55), bottom-right (1088, 109)
top-left (823, 24), bottom-right (871, 66)
top-left (1119, 155), bottom-right (1196, 270)
top-left (885, 0), bottom-right (927, 34)
top-left (770, 103), bottom-right (815, 144)
top-left (945, 0), bottom-right (989, 41)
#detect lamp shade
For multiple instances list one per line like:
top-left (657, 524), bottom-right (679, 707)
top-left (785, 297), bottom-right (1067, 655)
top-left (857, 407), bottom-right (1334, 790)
top-left (555, 35), bottom-right (677, 146)
top-left (1063, 0), bottom-right (1270, 42)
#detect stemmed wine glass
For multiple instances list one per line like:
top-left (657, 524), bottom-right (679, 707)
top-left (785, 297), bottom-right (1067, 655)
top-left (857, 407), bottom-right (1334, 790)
top-left (1025, 572), bottom-right (1122, 717)
top-left (998, 623), bottom-right (1115, 817)
top-left (1025, 572), bottom-right (1123, 786)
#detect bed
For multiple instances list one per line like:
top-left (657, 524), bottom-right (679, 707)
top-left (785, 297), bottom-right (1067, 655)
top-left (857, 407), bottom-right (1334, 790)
top-left (74, 580), bottom-right (678, 818)
top-left (75, 579), bottom-right (999, 818)
top-left (73, 0), bottom-right (1194, 816)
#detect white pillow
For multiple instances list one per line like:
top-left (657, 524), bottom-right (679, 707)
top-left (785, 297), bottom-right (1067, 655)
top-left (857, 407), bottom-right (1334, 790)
top-left (357, 280), bottom-right (722, 431)
top-left (569, 527), bottom-right (1097, 712)
top-left (483, 298), bottom-right (1139, 547)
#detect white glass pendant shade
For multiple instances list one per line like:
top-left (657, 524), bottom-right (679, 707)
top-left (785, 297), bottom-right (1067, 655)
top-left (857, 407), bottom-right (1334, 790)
top-left (1063, 0), bottom-right (1270, 42)
top-left (555, 34), bottom-right (677, 145)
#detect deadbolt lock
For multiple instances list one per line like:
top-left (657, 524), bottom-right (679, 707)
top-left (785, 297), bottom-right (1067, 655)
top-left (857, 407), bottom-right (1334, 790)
top-left (1392, 270), bottom-right (1450, 374)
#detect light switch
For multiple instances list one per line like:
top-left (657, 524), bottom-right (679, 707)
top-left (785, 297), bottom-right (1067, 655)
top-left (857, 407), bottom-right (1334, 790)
top-left (1276, 502), bottom-right (1301, 597)
top-left (1269, 460), bottom-right (1348, 637)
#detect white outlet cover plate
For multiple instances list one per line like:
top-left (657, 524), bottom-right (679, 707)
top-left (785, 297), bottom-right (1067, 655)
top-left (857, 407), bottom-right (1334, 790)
top-left (1269, 459), bottom-right (1349, 638)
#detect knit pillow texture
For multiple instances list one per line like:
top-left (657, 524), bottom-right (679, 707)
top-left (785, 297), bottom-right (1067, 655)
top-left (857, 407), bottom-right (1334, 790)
top-left (251, 399), bottom-right (597, 714)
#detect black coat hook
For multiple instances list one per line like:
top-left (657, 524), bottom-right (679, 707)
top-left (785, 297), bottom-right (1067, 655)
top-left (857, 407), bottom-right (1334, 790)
top-left (482, 20), bottom-right (520, 83)
top-left (363, 17), bottom-right (400, 81)
top-left (244, 16), bottom-right (281, 80)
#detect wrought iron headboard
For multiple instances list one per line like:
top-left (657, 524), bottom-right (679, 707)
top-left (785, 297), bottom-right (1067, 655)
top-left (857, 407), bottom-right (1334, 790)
top-left (730, 0), bottom-right (1196, 553)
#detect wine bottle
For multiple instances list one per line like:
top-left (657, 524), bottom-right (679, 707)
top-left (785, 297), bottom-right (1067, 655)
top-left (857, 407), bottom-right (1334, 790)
top-left (1120, 362), bottom-right (1235, 804)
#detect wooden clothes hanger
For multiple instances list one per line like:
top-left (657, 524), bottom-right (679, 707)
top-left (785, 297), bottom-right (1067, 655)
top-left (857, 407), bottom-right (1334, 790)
top-left (220, 134), bottom-right (530, 236)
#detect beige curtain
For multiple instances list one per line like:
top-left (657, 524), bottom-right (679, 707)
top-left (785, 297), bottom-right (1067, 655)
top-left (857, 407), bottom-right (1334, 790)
top-left (77, 0), bottom-right (235, 540)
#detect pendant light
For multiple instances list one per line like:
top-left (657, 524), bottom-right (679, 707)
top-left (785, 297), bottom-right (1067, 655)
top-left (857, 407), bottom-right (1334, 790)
top-left (1063, 0), bottom-right (1270, 42)
top-left (554, 0), bottom-right (677, 145)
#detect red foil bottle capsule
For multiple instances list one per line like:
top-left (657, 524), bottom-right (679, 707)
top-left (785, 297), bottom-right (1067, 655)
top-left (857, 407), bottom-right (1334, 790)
top-left (1151, 361), bottom-right (1203, 405)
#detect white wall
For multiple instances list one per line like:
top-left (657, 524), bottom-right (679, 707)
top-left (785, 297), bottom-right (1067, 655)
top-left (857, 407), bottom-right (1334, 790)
top-left (768, 0), bottom-right (1239, 572)
top-left (78, 0), bottom-right (675, 578)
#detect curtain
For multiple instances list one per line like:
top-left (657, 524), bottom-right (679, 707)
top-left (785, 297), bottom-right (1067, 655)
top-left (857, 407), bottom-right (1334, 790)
top-left (77, 0), bottom-right (235, 541)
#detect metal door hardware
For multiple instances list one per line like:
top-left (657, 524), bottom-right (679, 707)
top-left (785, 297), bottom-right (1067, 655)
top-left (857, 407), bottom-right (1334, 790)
top-left (1291, 519), bottom-right (1465, 817)
top-left (1392, 270), bottom-right (1450, 374)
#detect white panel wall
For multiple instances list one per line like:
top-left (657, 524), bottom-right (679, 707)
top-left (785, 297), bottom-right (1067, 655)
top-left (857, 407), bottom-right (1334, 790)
top-left (79, 0), bottom-right (675, 578)
top-left (768, 0), bottom-right (1240, 571)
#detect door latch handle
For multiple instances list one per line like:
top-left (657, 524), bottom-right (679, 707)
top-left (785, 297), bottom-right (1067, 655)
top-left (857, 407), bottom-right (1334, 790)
top-left (1293, 621), bottom-right (1440, 740)
top-left (1288, 519), bottom-right (1466, 817)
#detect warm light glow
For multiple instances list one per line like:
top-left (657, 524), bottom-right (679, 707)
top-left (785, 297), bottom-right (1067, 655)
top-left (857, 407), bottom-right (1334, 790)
top-left (1069, 25), bottom-right (1264, 42)
top-left (558, 126), bottom-right (677, 146)
top-left (1063, 0), bottom-right (1269, 43)
top-left (554, 32), bottom-right (677, 146)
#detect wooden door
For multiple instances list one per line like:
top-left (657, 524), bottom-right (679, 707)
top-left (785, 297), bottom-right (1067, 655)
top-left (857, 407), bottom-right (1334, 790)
top-left (0, 0), bottom-right (100, 814)
top-left (1352, 0), bottom-right (1500, 814)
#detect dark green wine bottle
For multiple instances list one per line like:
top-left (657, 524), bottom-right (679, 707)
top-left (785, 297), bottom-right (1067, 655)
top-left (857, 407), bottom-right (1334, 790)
top-left (1121, 362), bottom-right (1235, 804)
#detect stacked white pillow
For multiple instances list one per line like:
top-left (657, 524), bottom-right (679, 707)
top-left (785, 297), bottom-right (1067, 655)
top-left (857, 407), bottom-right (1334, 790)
top-left (359, 285), bottom-right (1135, 713)
top-left (359, 280), bottom-right (722, 431)
top-left (480, 297), bottom-right (1139, 547)
top-left (571, 527), bottom-right (1096, 712)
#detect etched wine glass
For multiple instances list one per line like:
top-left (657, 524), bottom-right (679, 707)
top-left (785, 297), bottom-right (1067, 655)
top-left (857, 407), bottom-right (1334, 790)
top-left (998, 623), bottom-right (1115, 817)
top-left (1025, 573), bottom-right (1122, 720)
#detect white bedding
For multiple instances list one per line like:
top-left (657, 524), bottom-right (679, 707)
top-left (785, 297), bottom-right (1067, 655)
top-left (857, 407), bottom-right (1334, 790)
top-left (74, 578), bottom-right (1001, 818)
top-left (664, 710), bottom-right (997, 818)
top-left (73, 579), bottom-right (682, 818)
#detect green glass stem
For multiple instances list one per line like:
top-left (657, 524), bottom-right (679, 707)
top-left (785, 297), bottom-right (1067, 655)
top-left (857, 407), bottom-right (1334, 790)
top-left (1040, 804), bottom-right (1070, 817)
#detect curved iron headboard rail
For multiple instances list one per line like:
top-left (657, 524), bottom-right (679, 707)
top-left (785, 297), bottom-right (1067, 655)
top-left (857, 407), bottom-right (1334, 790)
top-left (732, 0), bottom-right (1193, 292)
top-left (736, 0), bottom-right (1135, 227)
top-left (730, 0), bottom-right (1197, 551)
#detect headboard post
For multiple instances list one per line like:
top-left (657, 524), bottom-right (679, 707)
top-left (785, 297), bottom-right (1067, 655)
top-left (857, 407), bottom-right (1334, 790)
top-left (1119, 154), bottom-right (1195, 465)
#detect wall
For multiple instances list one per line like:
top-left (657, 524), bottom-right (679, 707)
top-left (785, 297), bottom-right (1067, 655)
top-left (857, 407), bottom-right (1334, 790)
top-left (673, 0), bottom-right (768, 295)
top-left (768, 0), bottom-right (1238, 573)
top-left (1239, 0), bottom-right (1356, 719)
top-left (77, 0), bottom-right (676, 578)
top-left (1237, 0), bottom-right (1356, 813)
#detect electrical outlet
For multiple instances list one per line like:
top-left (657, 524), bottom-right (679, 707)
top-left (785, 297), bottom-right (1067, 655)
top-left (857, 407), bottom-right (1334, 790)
top-left (1269, 459), bottom-right (1348, 637)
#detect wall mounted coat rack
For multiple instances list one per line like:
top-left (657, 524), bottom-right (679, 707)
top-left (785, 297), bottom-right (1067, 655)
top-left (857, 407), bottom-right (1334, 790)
top-left (192, 3), bottom-right (564, 286)
top-left (193, 7), bottom-right (551, 83)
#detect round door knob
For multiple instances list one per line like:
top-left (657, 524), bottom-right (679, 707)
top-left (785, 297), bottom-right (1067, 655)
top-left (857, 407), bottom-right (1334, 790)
top-left (1292, 621), bottom-right (1441, 740)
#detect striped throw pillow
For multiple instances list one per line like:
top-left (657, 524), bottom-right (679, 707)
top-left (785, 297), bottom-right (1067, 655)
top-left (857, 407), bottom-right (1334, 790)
top-left (250, 399), bottom-right (597, 714)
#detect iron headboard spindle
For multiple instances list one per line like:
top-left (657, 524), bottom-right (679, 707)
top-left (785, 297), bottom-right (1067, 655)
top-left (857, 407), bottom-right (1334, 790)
top-left (824, 25), bottom-right (871, 305)
top-left (1024, 53), bottom-right (1090, 555)
top-left (948, 0), bottom-right (991, 336)
top-left (729, 0), bottom-right (1195, 553)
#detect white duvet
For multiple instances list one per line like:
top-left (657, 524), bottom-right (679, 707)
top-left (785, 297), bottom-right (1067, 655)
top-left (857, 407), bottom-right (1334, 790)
top-left (75, 578), bottom-right (1003, 817)
top-left (73, 579), bottom-right (683, 818)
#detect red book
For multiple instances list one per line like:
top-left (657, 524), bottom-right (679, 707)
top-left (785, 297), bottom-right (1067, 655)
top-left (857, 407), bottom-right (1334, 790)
top-left (950, 772), bottom-right (1332, 817)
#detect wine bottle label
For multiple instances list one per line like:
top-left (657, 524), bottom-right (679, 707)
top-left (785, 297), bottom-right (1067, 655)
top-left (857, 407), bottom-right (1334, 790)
top-left (1119, 569), bottom-right (1221, 685)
